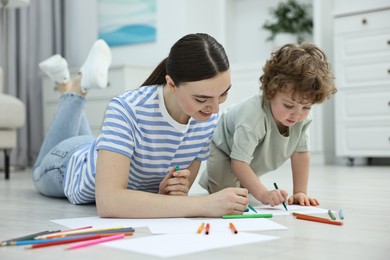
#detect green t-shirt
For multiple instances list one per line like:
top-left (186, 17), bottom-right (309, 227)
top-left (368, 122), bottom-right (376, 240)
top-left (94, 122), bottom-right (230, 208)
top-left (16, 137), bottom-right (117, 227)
top-left (212, 94), bottom-right (312, 176)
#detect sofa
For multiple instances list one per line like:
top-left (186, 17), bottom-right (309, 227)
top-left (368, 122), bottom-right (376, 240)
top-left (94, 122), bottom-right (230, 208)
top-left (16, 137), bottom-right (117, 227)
top-left (0, 67), bottom-right (26, 179)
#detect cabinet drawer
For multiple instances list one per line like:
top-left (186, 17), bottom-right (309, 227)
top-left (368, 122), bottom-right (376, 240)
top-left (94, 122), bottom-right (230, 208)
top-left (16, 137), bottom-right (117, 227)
top-left (343, 126), bottom-right (390, 156)
top-left (88, 65), bottom-right (152, 100)
top-left (344, 60), bottom-right (390, 85)
top-left (337, 89), bottom-right (390, 120)
top-left (341, 31), bottom-right (390, 60)
top-left (44, 101), bottom-right (108, 134)
top-left (334, 8), bottom-right (390, 34)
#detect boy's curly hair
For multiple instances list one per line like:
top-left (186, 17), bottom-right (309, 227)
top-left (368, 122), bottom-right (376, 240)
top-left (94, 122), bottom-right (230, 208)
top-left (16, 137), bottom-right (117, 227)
top-left (260, 43), bottom-right (337, 104)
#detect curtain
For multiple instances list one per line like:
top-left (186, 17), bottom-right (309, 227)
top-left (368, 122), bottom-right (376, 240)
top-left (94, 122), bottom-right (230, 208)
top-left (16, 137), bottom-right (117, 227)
top-left (0, 0), bottom-right (67, 168)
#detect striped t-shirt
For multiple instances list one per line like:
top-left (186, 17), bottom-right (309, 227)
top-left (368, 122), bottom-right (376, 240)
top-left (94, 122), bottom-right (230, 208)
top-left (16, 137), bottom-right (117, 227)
top-left (63, 85), bottom-right (219, 204)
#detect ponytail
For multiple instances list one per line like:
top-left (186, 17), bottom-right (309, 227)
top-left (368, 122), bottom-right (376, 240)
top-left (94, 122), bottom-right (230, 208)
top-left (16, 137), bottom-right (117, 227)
top-left (141, 58), bottom-right (167, 87)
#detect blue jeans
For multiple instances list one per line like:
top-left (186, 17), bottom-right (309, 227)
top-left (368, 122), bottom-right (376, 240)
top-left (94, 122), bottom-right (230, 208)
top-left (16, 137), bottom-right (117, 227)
top-left (33, 94), bottom-right (95, 197)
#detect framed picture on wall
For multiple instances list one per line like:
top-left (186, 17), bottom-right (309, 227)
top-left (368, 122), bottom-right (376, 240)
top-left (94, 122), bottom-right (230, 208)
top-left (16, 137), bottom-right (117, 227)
top-left (98, 0), bottom-right (157, 47)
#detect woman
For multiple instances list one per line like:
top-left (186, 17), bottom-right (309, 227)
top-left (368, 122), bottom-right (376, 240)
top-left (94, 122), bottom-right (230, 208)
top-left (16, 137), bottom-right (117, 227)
top-left (34, 34), bottom-right (248, 218)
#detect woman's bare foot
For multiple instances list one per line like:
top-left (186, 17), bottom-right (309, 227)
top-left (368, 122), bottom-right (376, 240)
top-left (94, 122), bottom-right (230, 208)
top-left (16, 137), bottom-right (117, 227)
top-left (56, 76), bottom-right (87, 97)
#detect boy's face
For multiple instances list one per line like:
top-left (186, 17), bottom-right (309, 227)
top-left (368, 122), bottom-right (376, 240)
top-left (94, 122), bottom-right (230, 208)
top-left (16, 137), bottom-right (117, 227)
top-left (269, 87), bottom-right (312, 130)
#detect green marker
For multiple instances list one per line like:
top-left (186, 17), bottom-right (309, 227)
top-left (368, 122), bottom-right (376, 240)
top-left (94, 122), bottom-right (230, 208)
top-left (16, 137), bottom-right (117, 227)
top-left (273, 182), bottom-right (288, 211)
top-left (222, 214), bottom-right (272, 219)
top-left (328, 209), bottom-right (336, 220)
top-left (247, 204), bottom-right (257, 213)
top-left (175, 166), bottom-right (180, 171)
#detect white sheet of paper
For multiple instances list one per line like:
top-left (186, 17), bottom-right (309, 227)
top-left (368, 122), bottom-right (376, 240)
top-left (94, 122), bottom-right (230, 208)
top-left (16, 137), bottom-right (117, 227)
top-left (150, 218), bottom-right (287, 234)
top-left (105, 232), bottom-right (278, 258)
top-left (250, 205), bottom-right (329, 216)
top-left (51, 216), bottom-right (194, 230)
top-left (52, 216), bottom-right (287, 234)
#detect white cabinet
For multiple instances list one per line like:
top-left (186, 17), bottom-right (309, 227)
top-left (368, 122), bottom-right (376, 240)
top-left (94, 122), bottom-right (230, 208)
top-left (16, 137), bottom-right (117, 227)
top-left (334, 8), bottom-right (390, 159)
top-left (42, 64), bottom-right (153, 136)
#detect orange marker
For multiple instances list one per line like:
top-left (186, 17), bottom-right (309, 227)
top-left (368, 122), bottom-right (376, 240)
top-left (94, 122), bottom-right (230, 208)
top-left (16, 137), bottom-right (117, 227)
top-left (197, 223), bottom-right (205, 234)
top-left (229, 222), bottom-right (238, 234)
top-left (205, 223), bottom-right (210, 235)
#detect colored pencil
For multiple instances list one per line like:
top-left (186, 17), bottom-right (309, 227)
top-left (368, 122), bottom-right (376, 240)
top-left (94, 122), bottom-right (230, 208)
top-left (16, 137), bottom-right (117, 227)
top-left (229, 222), bottom-right (238, 234)
top-left (61, 228), bottom-right (134, 238)
top-left (197, 223), bottom-right (205, 234)
top-left (66, 234), bottom-right (125, 250)
top-left (1, 230), bottom-right (54, 246)
top-left (11, 234), bottom-right (103, 246)
top-left (26, 234), bottom-right (104, 249)
top-left (222, 214), bottom-right (273, 219)
top-left (293, 212), bottom-right (343, 226)
top-left (35, 226), bottom-right (124, 239)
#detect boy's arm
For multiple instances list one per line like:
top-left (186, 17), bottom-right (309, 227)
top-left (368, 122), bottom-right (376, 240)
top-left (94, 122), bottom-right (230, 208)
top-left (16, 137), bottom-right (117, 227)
top-left (231, 158), bottom-right (287, 206)
top-left (290, 151), bottom-right (319, 206)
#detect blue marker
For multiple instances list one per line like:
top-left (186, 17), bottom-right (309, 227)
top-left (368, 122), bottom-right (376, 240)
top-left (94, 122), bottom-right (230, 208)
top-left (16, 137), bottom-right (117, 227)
top-left (338, 209), bottom-right (344, 220)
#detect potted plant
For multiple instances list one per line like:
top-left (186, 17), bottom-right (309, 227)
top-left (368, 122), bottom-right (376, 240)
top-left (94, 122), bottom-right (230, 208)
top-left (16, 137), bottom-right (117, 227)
top-left (262, 0), bottom-right (313, 45)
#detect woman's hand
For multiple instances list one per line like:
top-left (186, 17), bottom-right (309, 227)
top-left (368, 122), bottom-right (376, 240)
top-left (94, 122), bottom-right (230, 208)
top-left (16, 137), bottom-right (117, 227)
top-left (288, 192), bottom-right (320, 206)
top-left (159, 168), bottom-right (191, 196)
top-left (260, 189), bottom-right (288, 207)
top-left (205, 187), bottom-right (249, 217)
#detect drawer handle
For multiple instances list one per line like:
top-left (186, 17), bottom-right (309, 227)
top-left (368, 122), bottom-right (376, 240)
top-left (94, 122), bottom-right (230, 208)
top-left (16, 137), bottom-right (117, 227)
top-left (388, 40), bottom-right (390, 45)
top-left (362, 18), bottom-right (367, 25)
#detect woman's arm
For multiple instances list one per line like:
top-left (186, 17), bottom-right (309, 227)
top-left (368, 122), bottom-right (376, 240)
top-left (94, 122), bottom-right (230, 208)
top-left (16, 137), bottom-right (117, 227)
top-left (95, 150), bottom-right (249, 218)
top-left (187, 160), bottom-right (201, 187)
top-left (231, 159), bottom-right (287, 206)
top-left (289, 151), bottom-right (319, 206)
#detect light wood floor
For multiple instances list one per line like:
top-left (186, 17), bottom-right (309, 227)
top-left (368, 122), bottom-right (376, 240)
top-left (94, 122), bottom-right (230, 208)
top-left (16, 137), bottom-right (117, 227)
top-left (1, 163), bottom-right (389, 260)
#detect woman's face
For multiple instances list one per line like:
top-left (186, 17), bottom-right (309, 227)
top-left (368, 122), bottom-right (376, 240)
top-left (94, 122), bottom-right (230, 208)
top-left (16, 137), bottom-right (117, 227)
top-left (168, 70), bottom-right (231, 122)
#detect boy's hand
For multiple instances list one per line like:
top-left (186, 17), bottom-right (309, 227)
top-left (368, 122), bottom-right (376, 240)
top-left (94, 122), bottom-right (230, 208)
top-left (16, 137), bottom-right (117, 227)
top-left (288, 192), bottom-right (320, 206)
top-left (261, 189), bottom-right (288, 207)
top-left (159, 168), bottom-right (190, 196)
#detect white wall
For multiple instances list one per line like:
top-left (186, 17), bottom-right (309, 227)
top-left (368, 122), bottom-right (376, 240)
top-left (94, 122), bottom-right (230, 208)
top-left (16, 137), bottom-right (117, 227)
top-left (65, 0), bottom-right (98, 68)
top-left (66, 0), bottom-right (228, 68)
top-left (66, 0), bottom-right (331, 164)
top-left (67, 0), bottom-right (312, 67)
top-left (225, 0), bottom-right (275, 64)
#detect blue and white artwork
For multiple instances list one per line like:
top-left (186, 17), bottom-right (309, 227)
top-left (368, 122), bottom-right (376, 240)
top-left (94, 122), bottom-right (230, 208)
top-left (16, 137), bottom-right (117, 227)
top-left (98, 0), bottom-right (157, 47)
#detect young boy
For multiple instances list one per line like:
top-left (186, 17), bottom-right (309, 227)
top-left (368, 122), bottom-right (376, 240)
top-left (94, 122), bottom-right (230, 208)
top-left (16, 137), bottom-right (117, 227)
top-left (199, 43), bottom-right (337, 207)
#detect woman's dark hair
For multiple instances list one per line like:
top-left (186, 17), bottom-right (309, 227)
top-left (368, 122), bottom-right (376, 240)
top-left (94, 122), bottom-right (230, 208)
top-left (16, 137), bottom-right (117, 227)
top-left (141, 33), bottom-right (229, 87)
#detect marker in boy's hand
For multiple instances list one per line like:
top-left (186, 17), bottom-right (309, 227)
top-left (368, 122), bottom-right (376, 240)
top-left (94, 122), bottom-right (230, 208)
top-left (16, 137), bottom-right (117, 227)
top-left (158, 166), bottom-right (191, 196)
top-left (262, 187), bottom-right (288, 207)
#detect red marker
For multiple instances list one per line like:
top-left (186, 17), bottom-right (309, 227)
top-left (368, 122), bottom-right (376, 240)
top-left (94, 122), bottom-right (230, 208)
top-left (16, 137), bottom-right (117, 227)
top-left (205, 223), bottom-right (210, 235)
